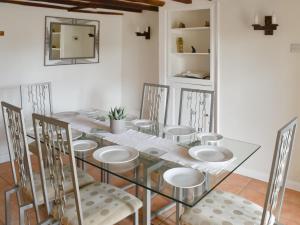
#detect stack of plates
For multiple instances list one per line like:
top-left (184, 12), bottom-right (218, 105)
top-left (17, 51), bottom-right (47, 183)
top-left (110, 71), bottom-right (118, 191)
top-left (163, 167), bottom-right (205, 188)
top-left (93, 145), bottom-right (139, 164)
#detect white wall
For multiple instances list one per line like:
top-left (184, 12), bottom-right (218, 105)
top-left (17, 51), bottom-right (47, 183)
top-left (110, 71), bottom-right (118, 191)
top-left (217, 0), bottom-right (300, 190)
top-left (121, 11), bottom-right (159, 115)
top-left (0, 4), bottom-right (123, 160)
top-left (160, 0), bottom-right (300, 190)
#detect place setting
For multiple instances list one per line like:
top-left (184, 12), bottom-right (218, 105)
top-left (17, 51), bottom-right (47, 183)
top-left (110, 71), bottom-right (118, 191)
top-left (73, 139), bottom-right (98, 152)
top-left (91, 145), bottom-right (140, 173)
top-left (93, 145), bottom-right (139, 164)
top-left (27, 127), bottom-right (83, 141)
top-left (131, 119), bottom-right (155, 129)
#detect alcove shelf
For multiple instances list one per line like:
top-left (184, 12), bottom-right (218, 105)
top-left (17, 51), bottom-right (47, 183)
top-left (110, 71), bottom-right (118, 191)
top-left (159, 1), bottom-right (218, 126)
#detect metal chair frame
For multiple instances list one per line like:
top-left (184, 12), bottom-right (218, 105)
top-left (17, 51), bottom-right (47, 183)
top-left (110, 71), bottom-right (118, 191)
top-left (140, 83), bottom-right (170, 126)
top-left (32, 113), bottom-right (83, 224)
top-left (261, 117), bottom-right (297, 225)
top-left (1, 101), bottom-right (40, 225)
top-left (33, 113), bottom-right (139, 225)
top-left (20, 82), bottom-right (53, 116)
top-left (178, 88), bottom-right (214, 133)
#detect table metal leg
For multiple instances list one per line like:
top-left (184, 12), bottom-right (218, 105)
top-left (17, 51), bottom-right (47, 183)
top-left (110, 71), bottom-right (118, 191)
top-left (142, 160), bottom-right (165, 225)
top-left (143, 189), bottom-right (152, 225)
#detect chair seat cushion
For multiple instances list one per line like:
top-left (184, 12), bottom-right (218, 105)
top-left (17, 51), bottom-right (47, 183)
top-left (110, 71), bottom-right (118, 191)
top-left (181, 190), bottom-right (274, 225)
top-left (53, 182), bottom-right (143, 225)
top-left (25, 166), bottom-right (94, 205)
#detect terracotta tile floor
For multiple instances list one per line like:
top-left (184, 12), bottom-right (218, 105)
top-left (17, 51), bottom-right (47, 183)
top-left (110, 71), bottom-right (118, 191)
top-left (0, 160), bottom-right (299, 225)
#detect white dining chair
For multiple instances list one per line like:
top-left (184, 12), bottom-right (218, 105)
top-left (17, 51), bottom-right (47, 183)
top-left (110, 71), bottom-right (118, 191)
top-left (1, 101), bottom-right (95, 224)
top-left (20, 82), bottom-right (53, 125)
top-left (1, 101), bottom-right (40, 225)
top-left (180, 117), bottom-right (297, 225)
top-left (32, 113), bottom-right (142, 225)
top-left (140, 83), bottom-right (170, 125)
top-left (178, 88), bottom-right (214, 132)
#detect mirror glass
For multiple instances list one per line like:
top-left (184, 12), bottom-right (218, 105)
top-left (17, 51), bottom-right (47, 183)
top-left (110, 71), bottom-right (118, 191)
top-left (50, 23), bottom-right (96, 60)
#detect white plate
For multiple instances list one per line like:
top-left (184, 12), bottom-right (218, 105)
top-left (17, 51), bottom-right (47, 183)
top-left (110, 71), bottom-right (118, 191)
top-left (163, 167), bottom-right (205, 188)
top-left (188, 145), bottom-right (233, 162)
top-left (93, 145), bottom-right (139, 164)
top-left (53, 111), bottom-right (80, 118)
top-left (27, 127), bottom-right (82, 140)
top-left (164, 126), bottom-right (196, 136)
top-left (131, 119), bottom-right (154, 128)
top-left (198, 133), bottom-right (223, 143)
top-left (53, 129), bottom-right (83, 140)
top-left (73, 140), bottom-right (98, 152)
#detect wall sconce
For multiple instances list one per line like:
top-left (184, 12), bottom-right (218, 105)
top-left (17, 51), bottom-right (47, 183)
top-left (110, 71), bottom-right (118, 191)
top-left (252, 14), bottom-right (278, 35)
top-left (0, 31), bottom-right (4, 37)
top-left (136, 26), bottom-right (151, 40)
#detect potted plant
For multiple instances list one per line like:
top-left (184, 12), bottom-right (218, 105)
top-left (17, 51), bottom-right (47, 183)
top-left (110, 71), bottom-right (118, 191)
top-left (108, 107), bottom-right (126, 134)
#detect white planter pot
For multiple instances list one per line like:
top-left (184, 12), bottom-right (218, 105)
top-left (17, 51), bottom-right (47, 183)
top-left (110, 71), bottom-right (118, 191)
top-left (110, 119), bottom-right (126, 134)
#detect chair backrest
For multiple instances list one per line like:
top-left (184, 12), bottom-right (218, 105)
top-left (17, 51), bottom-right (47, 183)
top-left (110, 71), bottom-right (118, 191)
top-left (140, 83), bottom-right (170, 125)
top-left (20, 82), bottom-right (53, 118)
top-left (0, 86), bottom-right (21, 160)
top-left (32, 113), bottom-right (83, 224)
top-left (178, 88), bottom-right (214, 132)
top-left (261, 117), bottom-right (297, 225)
top-left (1, 101), bottom-right (38, 209)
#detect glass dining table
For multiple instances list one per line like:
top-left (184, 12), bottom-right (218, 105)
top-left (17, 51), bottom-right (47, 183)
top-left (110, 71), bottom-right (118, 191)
top-left (27, 110), bottom-right (261, 225)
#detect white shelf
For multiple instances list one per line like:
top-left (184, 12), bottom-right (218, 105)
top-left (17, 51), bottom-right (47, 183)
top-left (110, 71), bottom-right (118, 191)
top-left (168, 76), bottom-right (212, 86)
top-left (52, 32), bottom-right (61, 35)
top-left (52, 48), bottom-right (60, 51)
top-left (172, 52), bottom-right (210, 56)
top-left (171, 27), bottom-right (210, 33)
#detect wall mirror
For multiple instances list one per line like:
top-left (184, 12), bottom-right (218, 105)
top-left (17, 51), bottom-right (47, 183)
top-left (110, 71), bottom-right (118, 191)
top-left (45, 16), bottom-right (100, 66)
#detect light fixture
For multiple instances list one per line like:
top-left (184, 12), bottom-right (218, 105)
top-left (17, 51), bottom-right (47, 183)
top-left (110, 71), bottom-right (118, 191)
top-left (136, 26), bottom-right (151, 40)
top-left (252, 14), bottom-right (278, 35)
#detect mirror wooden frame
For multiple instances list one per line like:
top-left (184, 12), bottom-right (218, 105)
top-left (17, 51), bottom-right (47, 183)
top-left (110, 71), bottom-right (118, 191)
top-left (44, 16), bottom-right (100, 66)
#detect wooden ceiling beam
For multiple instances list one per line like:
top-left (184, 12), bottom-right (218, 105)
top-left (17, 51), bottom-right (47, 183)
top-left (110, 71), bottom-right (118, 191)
top-left (172, 0), bottom-right (192, 3)
top-left (1, 0), bottom-right (70, 10)
top-left (31, 0), bottom-right (143, 12)
top-left (81, 0), bottom-right (159, 11)
top-left (123, 0), bottom-right (165, 7)
top-left (73, 9), bottom-right (123, 15)
top-left (0, 0), bottom-right (123, 15)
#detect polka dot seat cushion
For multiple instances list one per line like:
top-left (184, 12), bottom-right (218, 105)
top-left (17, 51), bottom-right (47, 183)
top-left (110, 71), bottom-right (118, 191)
top-left (180, 190), bottom-right (275, 225)
top-left (53, 182), bottom-right (143, 225)
top-left (24, 166), bottom-right (94, 205)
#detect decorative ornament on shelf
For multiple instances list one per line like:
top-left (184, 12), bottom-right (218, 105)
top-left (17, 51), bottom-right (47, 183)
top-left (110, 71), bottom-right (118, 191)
top-left (176, 37), bottom-right (184, 53)
top-left (205, 21), bottom-right (210, 27)
top-left (191, 46), bottom-right (196, 53)
top-left (136, 26), bottom-right (151, 40)
top-left (108, 107), bottom-right (127, 134)
top-left (252, 14), bottom-right (278, 35)
top-left (0, 31), bottom-right (4, 37)
top-left (178, 22), bottom-right (186, 28)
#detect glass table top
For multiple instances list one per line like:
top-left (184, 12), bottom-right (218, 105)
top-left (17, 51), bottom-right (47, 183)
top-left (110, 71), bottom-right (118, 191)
top-left (27, 110), bottom-right (261, 207)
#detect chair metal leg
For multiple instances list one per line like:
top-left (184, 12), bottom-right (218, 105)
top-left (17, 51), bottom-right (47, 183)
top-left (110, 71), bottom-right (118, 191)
top-left (19, 203), bottom-right (34, 225)
top-left (5, 186), bottom-right (19, 225)
top-left (176, 202), bottom-right (180, 225)
top-left (133, 210), bottom-right (139, 225)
